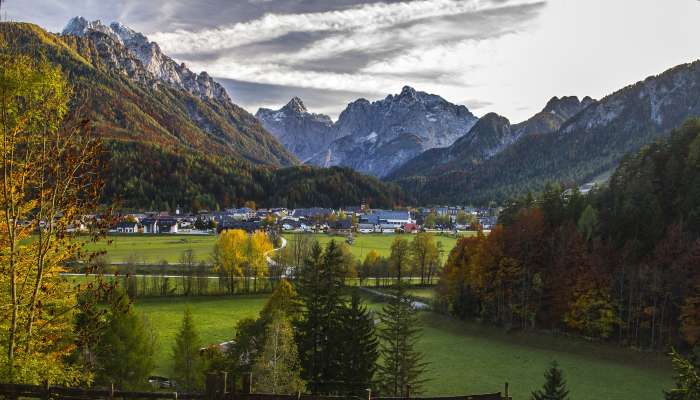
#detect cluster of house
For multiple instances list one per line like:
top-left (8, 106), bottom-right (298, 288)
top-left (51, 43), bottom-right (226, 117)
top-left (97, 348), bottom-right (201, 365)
top-left (110, 205), bottom-right (499, 235)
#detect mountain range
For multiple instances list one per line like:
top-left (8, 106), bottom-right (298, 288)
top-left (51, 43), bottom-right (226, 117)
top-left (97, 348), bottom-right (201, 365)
top-left (257, 86), bottom-right (478, 177)
top-left (1, 19), bottom-right (405, 209)
top-left (390, 60), bottom-right (700, 203)
top-left (261, 61), bottom-right (700, 204)
top-left (388, 95), bottom-right (595, 180)
top-left (6, 17), bottom-right (700, 208)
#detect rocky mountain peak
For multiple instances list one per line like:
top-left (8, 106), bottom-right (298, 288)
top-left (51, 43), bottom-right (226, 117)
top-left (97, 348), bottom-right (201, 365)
top-left (61, 17), bottom-right (230, 104)
top-left (303, 86), bottom-right (478, 177)
top-left (542, 95), bottom-right (595, 119)
top-left (282, 97), bottom-right (308, 114)
top-left (398, 85), bottom-right (418, 98)
top-left (256, 100), bottom-right (337, 162)
top-left (63, 16), bottom-right (110, 37)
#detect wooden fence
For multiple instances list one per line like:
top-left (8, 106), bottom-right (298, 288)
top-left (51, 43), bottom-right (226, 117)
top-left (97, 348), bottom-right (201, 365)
top-left (0, 378), bottom-right (510, 400)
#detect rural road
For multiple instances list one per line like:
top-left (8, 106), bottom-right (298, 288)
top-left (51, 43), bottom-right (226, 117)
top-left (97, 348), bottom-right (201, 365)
top-left (358, 287), bottom-right (430, 310)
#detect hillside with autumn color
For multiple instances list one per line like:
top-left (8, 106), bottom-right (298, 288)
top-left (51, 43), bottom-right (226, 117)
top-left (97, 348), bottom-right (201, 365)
top-left (1, 22), bottom-right (405, 210)
top-left (438, 118), bottom-right (700, 349)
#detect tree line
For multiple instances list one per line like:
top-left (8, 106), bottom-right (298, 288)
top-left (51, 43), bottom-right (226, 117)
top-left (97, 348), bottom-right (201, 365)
top-left (279, 232), bottom-right (445, 287)
top-left (437, 119), bottom-right (700, 350)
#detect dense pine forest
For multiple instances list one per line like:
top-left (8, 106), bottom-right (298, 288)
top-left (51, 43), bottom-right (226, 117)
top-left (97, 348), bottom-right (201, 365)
top-left (438, 119), bottom-right (700, 349)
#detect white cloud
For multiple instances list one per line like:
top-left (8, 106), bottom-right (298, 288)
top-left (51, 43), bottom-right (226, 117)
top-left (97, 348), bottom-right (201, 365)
top-left (149, 0), bottom-right (539, 55)
top-left (146, 0), bottom-right (545, 117)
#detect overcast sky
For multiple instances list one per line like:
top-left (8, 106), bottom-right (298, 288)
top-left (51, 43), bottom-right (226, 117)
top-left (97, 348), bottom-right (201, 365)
top-left (5, 0), bottom-right (700, 121)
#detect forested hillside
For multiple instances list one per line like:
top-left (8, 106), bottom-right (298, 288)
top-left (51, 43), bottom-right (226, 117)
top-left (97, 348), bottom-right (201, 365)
top-left (106, 141), bottom-right (406, 209)
top-left (438, 119), bottom-right (700, 349)
top-left (393, 61), bottom-right (700, 204)
top-left (3, 22), bottom-right (405, 210)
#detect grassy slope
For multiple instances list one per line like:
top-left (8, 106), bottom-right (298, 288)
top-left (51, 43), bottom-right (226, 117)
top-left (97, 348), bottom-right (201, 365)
top-left (136, 296), bottom-right (671, 399)
top-left (83, 233), bottom-right (462, 264)
top-left (136, 296), bottom-right (268, 377)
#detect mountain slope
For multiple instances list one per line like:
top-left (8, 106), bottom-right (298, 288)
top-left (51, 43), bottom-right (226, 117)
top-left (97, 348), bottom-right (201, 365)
top-left (53, 18), bottom-right (296, 166)
top-left (392, 61), bottom-right (700, 204)
top-left (2, 21), bottom-right (406, 209)
top-left (389, 96), bottom-right (593, 179)
top-left (256, 98), bottom-right (340, 161)
top-left (266, 86), bottom-right (478, 177)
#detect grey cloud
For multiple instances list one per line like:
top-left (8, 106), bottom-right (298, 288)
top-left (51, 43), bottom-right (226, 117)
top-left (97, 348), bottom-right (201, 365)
top-left (170, 30), bottom-right (333, 63)
top-left (7, 0), bottom-right (548, 119)
top-left (217, 78), bottom-right (383, 119)
top-left (291, 48), bottom-right (405, 74)
top-left (7, 0), bottom-right (415, 32)
top-left (462, 99), bottom-right (494, 110)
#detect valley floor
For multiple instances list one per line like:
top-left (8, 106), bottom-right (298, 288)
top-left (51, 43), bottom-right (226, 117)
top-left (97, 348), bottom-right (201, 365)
top-left (136, 294), bottom-right (671, 399)
top-left (83, 232), bottom-right (463, 264)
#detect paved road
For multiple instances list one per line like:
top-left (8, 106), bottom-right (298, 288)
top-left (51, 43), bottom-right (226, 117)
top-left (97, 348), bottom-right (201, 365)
top-left (358, 287), bottom-right (430, 310)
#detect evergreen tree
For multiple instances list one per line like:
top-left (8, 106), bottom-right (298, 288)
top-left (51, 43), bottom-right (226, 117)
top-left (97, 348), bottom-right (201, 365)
top-left (171, 307), bottom-right (205, 391)
top-left (665, 349), bottom-right (700, 400)
top-left (295, 241), bottom-right (346, 394)
top-left (95, 290), bottom-right (157, 390)
top-left (376, 284), bottom-right (428, 396)
top-left (531, 361), bottom-right (570, 400)
top-left (261, 279), bottom-right (302, 324)
top-left (339, 291), bottom-right (379, 395)
top-left (253, 313), bottom-right (306, 394)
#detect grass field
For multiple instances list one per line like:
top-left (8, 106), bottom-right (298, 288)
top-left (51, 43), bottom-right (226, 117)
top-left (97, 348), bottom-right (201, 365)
top-left (136, 295), bottom-right (671, 399)
top-left (83, 234), bottom-right (216, 264)
top-left (82, 232), bottom-right (462, 264)
top-left (136, 296), bottom-right (269, 376)
top-left (283, 232), bottom-right (461, 263)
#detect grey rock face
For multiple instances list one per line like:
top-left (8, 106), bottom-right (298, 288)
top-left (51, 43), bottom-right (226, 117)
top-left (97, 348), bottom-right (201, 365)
top-left (388, 96), bottom-right (595, 180)
top-left (286, 86), bottom-right (479, 177)
top-left (256, 98), bottom-right (339, 161)
top-left (63, 17), bottom-right (230, 103)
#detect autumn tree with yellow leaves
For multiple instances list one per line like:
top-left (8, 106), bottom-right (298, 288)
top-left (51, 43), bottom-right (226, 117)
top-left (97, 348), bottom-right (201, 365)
top-left (213, 229), bottom-right (248, 293)
top-left (213, 229), bottom-right (274, 293)
top-left (0, 45), bottom-right (104, 383)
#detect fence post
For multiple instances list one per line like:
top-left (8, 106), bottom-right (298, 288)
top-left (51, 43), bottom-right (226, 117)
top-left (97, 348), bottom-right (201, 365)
top-left (220, 371), bottom-right (228, 396)
top-left (366, 388), bottom-right (372, 400)
top-left (206, 372), bottom-right (219, 400)
top-left (406, 384), bottom-right (411, 400)
top-left (42, 380), bottom-right (50, 400)
top-left (229, 374), bottom-right (237, 395)
top-left (242, 372), bottom-right (252, 394)
top-left (504, 382), bottom-right (509, 399)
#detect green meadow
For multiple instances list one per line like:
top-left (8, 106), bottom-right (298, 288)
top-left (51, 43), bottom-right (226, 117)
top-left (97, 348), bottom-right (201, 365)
top-left (136, 295), bottom-right (671, 400)
top-left (83, 234), bottom-right (216, 264)
top-left (82, 232), bottom-right (462, 264)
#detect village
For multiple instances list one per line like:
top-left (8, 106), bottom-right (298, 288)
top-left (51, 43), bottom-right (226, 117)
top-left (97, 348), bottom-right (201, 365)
top-left (111, 205), bottom-right (499, 235)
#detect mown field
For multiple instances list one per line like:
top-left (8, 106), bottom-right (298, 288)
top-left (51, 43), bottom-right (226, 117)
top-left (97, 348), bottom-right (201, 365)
top-left (83, 234), bottom-right (216, 264)
top-left (136, 295), bottom-right (672, 400)
top-left (82, 232), bottom-right (463, 264)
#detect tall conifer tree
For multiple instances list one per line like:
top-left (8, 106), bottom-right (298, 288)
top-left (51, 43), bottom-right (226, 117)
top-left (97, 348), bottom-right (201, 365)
top-left (171, 307), bottom-right (204, 391)
top-left (339, 291), bottom-right (379, 395)
top-left (376, 283), bottom-right (428, 396)
top-left (531, 361), bottom-right (570, 400)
